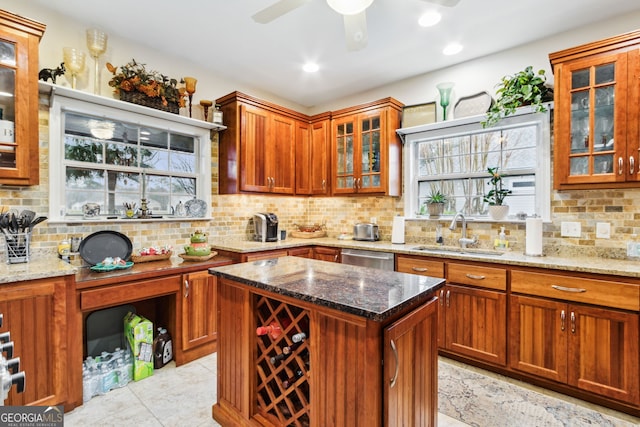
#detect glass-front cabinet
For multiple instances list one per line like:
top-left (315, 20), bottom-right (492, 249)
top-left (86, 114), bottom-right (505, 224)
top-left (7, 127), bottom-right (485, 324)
top-left (0, 11), bottom-right (45, 185)
top-left (550, 30), bottom-right (640, 189)
top-left (331, 98), bottom-right (402, 196)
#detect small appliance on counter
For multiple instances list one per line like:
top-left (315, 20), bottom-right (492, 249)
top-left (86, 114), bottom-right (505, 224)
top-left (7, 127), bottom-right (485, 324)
top-left (254, 213), bottom-right (279, 242)
top-left (353, 223), bottom-right (380, 241)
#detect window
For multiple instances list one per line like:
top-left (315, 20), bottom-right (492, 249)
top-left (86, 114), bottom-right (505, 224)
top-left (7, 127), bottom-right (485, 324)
top-left (400, 107), bottom-right (551, 221)
top-left (48, 92), bottom-right (213, 222)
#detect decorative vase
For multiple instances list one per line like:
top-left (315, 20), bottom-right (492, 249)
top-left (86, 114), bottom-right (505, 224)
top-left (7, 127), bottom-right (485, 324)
top-left (488, 205), bottom-right (509, 221)
top-left (437, 82), bottom-right (455, 121)
top-left (428, 203), bottom-right (445, 218)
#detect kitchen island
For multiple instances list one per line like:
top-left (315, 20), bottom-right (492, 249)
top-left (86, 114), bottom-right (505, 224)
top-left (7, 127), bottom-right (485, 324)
top-left (209, 256), bottom-right (445, 427)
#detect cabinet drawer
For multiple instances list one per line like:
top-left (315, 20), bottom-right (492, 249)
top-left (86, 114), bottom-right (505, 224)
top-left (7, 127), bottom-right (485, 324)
top-left (447, 263), bottom-right (507, 291)
top-left (81, 275), bottom-right (181, 311)
top-left (396, 256), bottom-right (444, 278)
top-left (243, 250), bottom-right (289, 262)
top-left (511, 270), bottom-right (640, 311)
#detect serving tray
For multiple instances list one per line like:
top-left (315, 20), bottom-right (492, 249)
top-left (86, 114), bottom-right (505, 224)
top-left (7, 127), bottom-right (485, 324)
top-left (79, 230), bottom-right (133, 265)
top-left (90, 261), bottom-right (134, 272)
top-left (179, 251), bottom-right (218, 262)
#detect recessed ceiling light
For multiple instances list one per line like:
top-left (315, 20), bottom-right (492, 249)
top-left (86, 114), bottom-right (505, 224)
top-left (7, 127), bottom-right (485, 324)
top-left (418, 11), bottom-right (441, 27)
top-left (443, 43), bottom-right (463, 55)
top-left (303, 62), bottom-right (319, 73)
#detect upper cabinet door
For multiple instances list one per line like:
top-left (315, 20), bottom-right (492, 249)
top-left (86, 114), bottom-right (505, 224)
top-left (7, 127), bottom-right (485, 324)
top-left (0, 12), bottom-right (45, 185)
top-left (550, 31), bottom-right (640, 189)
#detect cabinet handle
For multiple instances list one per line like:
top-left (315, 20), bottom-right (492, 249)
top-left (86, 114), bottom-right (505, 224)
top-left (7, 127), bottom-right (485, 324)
top-left (439, 289), bottom-right (444, 306)
top-left (560, 310), bottom-right (565, 331)
top-left (412, 267), bottom-right (428, 272)
top-left (184, 280), bottom-right (189, 298)
top-left (465, 273), bottom-right (485, 280)
top-left (630, 156), bottom-right (635, 175)
top-left (618, 157), bottom-right (624, 175)
top-left (322, 179), bottom-right (326, 190)
top-left (570, 311), bottom-right (576, 333)
top-left (445, 290), bottom-right (450, 308)
top-left (551, 284), bottom-right (586, 293)
top-left (389, 339), bottom-right (399, 388)
top-left (333, 254), bottom-right (338, 262)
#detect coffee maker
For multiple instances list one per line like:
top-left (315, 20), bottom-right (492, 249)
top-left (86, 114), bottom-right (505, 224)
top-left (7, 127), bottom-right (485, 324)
top-left (254, 213), bottom-right (279, 242)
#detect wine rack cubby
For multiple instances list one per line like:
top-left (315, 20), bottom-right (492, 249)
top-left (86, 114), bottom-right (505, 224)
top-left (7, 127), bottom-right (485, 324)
top-left (255, 295), bottom-right (310, 427)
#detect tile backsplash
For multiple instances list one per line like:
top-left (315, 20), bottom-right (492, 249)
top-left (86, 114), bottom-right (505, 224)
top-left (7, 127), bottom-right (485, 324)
top-left (0, 99), bottom-right (637, 260)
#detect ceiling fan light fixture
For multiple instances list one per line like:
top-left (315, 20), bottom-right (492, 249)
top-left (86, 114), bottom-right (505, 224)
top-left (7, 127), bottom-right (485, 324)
top-left (326, 0), bottom-right (374, 16)
top-left (302, 62), bottom-right (320, 73)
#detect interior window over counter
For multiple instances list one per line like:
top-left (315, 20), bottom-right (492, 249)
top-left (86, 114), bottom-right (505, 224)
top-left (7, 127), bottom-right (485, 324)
top-left (48, 94), bottom-right (211, 222)
top-left (401, 107), bottom-right (552, 221)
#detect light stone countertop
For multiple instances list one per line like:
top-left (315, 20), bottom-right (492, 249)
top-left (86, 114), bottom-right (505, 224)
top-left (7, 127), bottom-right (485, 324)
top-left (0, 255), bottom-right (77, 284)
top-left (211, 237), bottom-right (640, 280)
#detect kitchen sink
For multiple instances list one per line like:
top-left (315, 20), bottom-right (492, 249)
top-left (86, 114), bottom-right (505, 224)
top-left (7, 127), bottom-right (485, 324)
top-left (411, 246), bottom-right (504, 257)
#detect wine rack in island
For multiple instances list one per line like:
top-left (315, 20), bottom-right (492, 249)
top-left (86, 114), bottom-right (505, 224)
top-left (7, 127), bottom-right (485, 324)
top-left (255, 295), bottom-right (310, 426)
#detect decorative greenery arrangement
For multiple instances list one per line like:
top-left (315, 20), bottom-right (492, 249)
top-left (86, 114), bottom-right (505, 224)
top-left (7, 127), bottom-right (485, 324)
top-left (481, 66), bottom-right (553, 128)
top-left (106, 59), bottom-right (186, 107)
top-left (426, 190), bottom-right (447, 204)
top-left (484, 167), bottom-right (511, 206)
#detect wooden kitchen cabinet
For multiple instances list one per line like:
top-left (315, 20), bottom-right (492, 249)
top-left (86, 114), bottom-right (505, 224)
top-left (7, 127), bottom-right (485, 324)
top-left (0, 275), bottom-right (69, 406)
top-left (287, 246), bottom-right (313, 258)
top-left (331, 98), bottom-right (403, 196)
top-left (550, 30), bottom-right (640, 189)
top-left (313, 246), bottom-right (341, 262)
top-left (296, 114), bottom-right (331, 195)
top-left (180, 270), bottom-right (217, 363)
top-left (384, 296), bottom-right (438, 426)
top-left (396, 254), bottom-right (444, 278)
top-left (510, 270), bottom-right (640, 405)
top-left (0, 11), bottom-right (45, 185)
top-left (217, 92), bottom-right (305, 194)
top-left (439, 263), bottom-right (507, 366)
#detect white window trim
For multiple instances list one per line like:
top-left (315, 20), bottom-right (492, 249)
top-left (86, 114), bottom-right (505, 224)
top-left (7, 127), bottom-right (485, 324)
top-left (398, 104), bottom-right (552, 223)
top-left (45, 84), bottom-right (220, 223)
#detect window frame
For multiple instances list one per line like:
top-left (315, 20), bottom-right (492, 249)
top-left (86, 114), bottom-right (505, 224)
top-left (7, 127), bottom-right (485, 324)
top-left (48, 92), bottom-right (213, 223)
top-left (399, 105), bottom-right (552, 222)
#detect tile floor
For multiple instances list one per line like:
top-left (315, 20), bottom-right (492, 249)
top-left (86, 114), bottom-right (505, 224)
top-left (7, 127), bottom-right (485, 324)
top-left (63, 353), bottom-right (638, 427)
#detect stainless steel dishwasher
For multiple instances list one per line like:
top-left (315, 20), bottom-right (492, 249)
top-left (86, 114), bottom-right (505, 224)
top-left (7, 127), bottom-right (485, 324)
top-left (340, 248), bottom-right (395, 271)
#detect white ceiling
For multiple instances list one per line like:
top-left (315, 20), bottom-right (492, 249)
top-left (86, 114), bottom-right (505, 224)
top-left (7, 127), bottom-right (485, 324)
top-left (31, 0), bottom-right (640, 108)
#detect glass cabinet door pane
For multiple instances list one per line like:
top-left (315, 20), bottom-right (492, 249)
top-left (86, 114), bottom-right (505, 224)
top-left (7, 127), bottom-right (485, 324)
top-left (569, 157), bottom-right (588, 176)
top-left (594, 63), bottom-right (615, 85)
top-left (594, 86), bottom-right (614, 151)
top-left (570, 91), bottom-right (589, 154)
top-left (571, 68), bottom-right (589, 89)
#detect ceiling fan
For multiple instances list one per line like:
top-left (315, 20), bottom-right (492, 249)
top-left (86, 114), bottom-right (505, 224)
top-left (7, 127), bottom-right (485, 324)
top-left (252, 0), bottom-right (461, 51)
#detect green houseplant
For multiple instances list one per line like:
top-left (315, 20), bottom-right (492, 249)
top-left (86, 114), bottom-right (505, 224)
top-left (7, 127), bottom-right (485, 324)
top-left (484, 167), bottom-right (511, 220)
top-left (425, 190), bottom-right (447, 218)
top-left (482, 66), bottom-right (553, 128)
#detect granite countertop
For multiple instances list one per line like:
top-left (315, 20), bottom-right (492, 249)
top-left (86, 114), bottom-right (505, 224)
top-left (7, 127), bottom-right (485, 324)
top-left (209, 256), bottom-right (444, 322)
top-left (211, 237), bottom-right (640, 279)
top-left (0, 256), bottom-right (77, 284)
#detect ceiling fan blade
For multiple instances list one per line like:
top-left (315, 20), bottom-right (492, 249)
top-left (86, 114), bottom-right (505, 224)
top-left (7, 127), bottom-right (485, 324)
top-left (421, 0), bottom-right (461, 7)
top-left (252, 0), bottom-right (312, 24)
top-left (343, 12), bottom-right (368, 51)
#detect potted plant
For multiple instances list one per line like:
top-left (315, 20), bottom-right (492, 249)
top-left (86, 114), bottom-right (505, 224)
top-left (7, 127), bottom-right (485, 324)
top-left (484, 167), bottom-right (511, 220)
top-left (481, 66), bottom-right (553, 128)
top-left (425, 190), bottom-right (447, 218)
top-left (106, 59), bottom-right (186, 114)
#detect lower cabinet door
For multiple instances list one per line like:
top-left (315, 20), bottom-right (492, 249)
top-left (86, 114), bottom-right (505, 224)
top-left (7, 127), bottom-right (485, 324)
top-left (182, 270), bottom-right (216, 351)
top-left (444, 284), bottom-right (507, 366)
top-left (509, 295), bottom-right (568, 382)
top-left (384, 296), bottom-right (438, 427)
top-left (569, 304), bottom-right (639, 404)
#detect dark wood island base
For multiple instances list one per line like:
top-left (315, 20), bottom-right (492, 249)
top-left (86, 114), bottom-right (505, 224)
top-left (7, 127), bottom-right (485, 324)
top-left (209, 256), bottom-right (444, 427)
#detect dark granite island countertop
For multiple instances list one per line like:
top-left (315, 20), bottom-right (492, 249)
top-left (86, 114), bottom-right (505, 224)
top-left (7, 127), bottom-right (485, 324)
top-left (209, 256), bottom-right (445, 322)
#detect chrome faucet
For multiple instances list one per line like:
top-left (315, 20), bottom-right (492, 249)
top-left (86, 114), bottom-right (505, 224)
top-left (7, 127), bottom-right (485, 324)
top-left (449, 212), bottom-right (478, 248)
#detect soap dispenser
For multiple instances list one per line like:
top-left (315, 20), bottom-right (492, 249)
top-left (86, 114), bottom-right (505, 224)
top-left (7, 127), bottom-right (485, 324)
top-left (494, 226), bottom-right (508, 250)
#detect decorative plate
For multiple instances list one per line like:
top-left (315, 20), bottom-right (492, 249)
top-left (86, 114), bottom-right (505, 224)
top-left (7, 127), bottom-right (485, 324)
top-left (78, 230), bottom-right (133, 265)
top-left (453, 91), bottom-right (494, 119)
top-left (185, 198), bottom-right (207, 218)
top-left (90, 261), bottom-right (134, 272)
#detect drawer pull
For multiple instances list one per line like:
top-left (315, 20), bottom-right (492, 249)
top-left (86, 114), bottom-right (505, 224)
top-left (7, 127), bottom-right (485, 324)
top-left (465, 273), bottom-right (485, 280)
top-left (412, 267), bottom-right (428, 272)
top-left (551, 285), bottom-right (586, 293)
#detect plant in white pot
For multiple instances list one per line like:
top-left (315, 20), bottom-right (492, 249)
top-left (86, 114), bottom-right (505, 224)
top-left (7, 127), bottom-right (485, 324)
top-left (425, 190), bottom-right (447, 218)
top-left (484, 167), bottom-right (512, 220)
